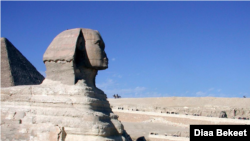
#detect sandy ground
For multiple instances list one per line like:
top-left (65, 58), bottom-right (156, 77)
top-left (109, 97), bottom-right (250, 108)
top-left (108, 97), bottom-right (250, 141)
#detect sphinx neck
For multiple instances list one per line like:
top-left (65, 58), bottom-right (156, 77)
top-left (76, 67), bottom-right (97, 88)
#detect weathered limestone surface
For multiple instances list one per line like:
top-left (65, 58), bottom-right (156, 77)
top-left (1, 28), bottom-right (131, 141)
top-left (1, 80), bottom-right (130, 141)
top-left (1, 37), bottom-right (45, 87)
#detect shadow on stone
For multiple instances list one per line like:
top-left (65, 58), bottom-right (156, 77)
top-left (136, 136), bottom-right (146, 141)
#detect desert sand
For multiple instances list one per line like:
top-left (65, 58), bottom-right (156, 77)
top-left (108, 97), bottom-right (250, 141)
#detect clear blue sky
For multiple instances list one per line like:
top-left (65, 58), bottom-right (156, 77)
top-left (1, 1), bottom-right (250, 98)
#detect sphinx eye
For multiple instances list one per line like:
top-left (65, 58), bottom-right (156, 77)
top-left (95, 40), bottom-right (104, 49)
top-left (95, 40), bottom-right (101, 45)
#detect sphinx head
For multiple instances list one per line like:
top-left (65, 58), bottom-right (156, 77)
top-left (43, 28), bottom-right (108, 85)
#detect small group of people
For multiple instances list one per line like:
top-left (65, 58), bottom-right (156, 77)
top-left (113, 94), bottom-right (121, 99)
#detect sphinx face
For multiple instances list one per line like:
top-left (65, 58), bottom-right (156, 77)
top-left (83, 30), bottom-right (108, 70)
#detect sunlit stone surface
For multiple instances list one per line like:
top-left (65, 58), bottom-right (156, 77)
top-left (1, 28), bottom-right (131, 141)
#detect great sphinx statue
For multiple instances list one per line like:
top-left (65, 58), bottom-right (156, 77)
top-left (1, 28), bottom-right (132, 141)
top-left (43, 28), bottom-right (108, 85)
